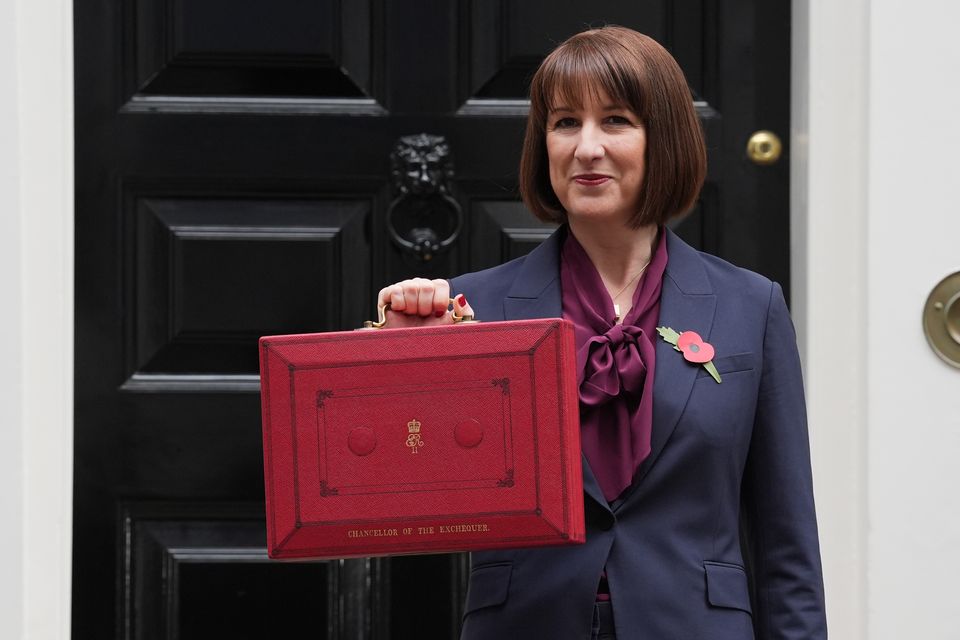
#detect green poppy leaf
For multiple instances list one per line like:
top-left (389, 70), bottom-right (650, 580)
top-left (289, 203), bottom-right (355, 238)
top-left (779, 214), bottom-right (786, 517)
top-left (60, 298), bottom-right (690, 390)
top-left (704, 361), bottom-right (722, 384)
top-left (657, 326), bottom-right (680, 345)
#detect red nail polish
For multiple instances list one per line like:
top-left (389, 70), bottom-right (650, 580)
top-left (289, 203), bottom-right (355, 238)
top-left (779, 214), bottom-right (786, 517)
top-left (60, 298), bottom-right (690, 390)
top-left (457, 294), bottom-right (467, 307)
top-left (435, 310), bottom-right (445, 317)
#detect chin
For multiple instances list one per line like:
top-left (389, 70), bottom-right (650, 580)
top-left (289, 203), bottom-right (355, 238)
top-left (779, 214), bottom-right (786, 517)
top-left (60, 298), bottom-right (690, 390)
top-left (566, 202), bottom-right (630, 225)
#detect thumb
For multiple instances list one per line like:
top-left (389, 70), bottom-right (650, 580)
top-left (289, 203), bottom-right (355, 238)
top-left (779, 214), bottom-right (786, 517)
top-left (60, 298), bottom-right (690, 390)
top-left (452, 293), bottom-right (475, 321)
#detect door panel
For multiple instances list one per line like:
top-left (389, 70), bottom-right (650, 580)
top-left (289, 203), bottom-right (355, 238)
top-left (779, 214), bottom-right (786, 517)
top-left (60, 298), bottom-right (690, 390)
top-left (120, 502), bottom-right (387, 639)
top-left (125, 0), bottom-right (377, 101)
top-left (129, 196), bottom-right (371, 381)
top-left (74, 1), bottom-right (789, 638)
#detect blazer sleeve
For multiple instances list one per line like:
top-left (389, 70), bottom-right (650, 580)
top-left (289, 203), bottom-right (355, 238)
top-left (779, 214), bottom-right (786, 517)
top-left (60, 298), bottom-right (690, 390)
top-left (741, 281), bottom-right (828, 639)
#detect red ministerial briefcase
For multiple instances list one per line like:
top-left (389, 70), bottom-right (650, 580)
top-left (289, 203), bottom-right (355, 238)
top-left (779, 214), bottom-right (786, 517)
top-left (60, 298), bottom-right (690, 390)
top-left (259, 317), bottom-right (585, 559)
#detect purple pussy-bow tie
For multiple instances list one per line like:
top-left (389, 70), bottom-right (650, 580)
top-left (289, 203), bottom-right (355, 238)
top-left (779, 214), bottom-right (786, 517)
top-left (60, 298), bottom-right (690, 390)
top-left (577, 324), bottom-right (650, 407)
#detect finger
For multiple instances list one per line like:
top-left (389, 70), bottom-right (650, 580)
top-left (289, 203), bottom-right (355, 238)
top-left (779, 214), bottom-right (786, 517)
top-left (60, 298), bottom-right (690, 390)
top-left (402, 281), bottom-right (419, 315)
top-left (388, 283), bottom-right (408, 312)
top-left (432, 280), bottom-right (451, 317)
top-left (378, 285), bottom-right (398, 310)
top-left (452, 293), bottom-right (475, 320)
top-left (414, 278), bottom-right (435, 317)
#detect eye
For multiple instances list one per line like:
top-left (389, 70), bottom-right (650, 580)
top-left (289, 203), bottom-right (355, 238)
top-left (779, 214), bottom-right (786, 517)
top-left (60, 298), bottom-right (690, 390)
top-left (604, 115), bottom-right (633, 126)
top-left (551, 117), bottom-right (578, 130)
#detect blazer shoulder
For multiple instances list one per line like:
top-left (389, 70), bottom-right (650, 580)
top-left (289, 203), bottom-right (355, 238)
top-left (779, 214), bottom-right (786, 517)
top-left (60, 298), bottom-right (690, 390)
top-left (448, 255), bottom-right (528, 310)
top-left (696, 250), bottom-right (779, 307)
top-left (665, 228), bottom-right (778, 311)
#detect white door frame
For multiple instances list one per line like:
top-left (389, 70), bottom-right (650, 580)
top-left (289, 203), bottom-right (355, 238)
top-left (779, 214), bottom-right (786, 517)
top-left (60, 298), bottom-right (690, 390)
top-left (1, 0), bottom-right (75, 638)
top-left (791, 2), bottom-right (868, 638)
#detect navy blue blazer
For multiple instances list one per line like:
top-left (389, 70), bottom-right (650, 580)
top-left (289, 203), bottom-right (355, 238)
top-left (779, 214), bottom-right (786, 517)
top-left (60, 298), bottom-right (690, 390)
top-left (451, 227), bottom-right (826, 640)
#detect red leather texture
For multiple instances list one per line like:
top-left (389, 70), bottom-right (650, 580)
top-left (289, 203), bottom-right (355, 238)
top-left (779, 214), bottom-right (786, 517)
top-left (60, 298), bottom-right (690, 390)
top-left (259, 319), bottom-right (585, 559)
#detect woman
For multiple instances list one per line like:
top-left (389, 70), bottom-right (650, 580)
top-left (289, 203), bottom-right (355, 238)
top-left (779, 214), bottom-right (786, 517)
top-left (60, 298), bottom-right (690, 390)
top-left (379, 26), bottom-right (826, 640)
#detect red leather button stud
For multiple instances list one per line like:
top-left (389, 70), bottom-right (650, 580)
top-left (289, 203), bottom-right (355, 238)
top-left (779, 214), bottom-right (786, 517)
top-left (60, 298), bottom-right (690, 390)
top-left (454, 419), bottom-right (483, 449)
top-left (347, 427), bottom-right (377, 456)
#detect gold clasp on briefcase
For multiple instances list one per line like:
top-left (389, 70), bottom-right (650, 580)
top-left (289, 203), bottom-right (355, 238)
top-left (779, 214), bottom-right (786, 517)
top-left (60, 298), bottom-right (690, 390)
top-left (361, 298), bottom-right (476, 329)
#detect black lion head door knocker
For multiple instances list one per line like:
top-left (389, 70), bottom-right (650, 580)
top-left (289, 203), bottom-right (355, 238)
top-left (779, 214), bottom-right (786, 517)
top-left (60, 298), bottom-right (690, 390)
top-left (387, 133), bottom-right (463, 262)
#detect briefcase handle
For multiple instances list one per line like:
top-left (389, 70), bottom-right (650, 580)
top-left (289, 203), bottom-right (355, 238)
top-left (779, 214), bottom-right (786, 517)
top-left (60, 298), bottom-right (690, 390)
top-left (361, 298), bottom-right (476, 330)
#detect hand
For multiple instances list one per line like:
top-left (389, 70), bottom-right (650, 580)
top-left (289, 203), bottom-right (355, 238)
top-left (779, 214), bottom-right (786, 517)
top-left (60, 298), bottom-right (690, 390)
top-left (376, 278), bottom-right (474, 328)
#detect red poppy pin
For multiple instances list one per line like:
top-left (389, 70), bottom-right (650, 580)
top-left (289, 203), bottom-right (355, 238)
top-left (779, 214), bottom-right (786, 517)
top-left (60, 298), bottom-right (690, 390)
top-left (656, 327), bottom-right (722, 383)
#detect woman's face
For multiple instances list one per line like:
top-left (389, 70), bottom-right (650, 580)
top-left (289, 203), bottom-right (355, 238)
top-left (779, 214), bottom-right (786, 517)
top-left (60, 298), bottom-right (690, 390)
top-left (545, 89), bottom-right (647, 227)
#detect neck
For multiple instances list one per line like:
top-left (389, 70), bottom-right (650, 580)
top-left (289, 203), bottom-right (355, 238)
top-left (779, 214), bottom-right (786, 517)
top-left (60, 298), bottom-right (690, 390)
top-left (568, 219), bottom-right (659, 288)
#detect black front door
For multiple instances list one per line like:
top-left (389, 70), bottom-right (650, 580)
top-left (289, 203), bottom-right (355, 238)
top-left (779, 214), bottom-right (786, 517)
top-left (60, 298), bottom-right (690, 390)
top-left (74, 2), bottom-right (789, 638)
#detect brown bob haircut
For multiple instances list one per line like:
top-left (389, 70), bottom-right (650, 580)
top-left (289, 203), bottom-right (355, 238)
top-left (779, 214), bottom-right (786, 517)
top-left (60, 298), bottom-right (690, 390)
top-left (520, 26), bottom-right (706, 228)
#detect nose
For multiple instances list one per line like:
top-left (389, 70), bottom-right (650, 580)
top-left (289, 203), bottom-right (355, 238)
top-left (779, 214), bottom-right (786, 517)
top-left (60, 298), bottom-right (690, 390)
top-left (573, 122), bottom-right (605, 163)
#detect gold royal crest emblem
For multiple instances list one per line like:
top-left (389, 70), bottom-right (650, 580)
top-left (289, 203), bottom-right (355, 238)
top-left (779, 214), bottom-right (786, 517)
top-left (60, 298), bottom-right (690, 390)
top-left (405, 419), bottom-right (424, 454)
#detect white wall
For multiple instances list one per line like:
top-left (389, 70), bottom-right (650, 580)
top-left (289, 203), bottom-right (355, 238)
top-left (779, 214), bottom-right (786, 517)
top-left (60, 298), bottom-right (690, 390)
top-left (866, 1), bottom-right (960, 637)
top-left (0, 0), bottom-right (75, 638)
top-left (0, 0), bottom-right (25, 635)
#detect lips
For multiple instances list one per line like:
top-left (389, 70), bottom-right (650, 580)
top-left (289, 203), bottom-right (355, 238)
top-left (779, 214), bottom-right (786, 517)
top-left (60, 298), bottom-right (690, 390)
top-left (573, 174), bottom-right (611, 186)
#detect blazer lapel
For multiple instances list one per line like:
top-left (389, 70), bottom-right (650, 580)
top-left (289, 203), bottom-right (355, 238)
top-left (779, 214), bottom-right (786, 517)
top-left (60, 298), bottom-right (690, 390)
top-left (500, 227), bottom-right (610, 511)
top-left (631, 229), bottom-right (716, 489)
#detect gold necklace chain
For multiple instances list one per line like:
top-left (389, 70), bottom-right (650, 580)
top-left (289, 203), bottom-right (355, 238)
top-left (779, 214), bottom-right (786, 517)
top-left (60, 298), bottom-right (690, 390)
top-left (610, 259), bottom-right (651, 302)
top-left (611, 258), bottom-right (651, 321)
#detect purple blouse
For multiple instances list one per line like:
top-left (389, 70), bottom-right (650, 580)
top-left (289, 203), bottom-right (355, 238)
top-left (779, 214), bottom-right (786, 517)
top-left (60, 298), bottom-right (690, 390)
top-left (560, 227), bottom-right (668, 503)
